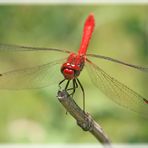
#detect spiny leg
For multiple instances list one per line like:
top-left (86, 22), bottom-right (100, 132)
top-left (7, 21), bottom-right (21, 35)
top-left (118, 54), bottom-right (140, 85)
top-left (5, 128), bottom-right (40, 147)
top-left (59, 79), bottom-right (66, 89)
top-left (76, 78), bottom-right (85, 112)
top-left (65, 80), bottom-right (70, 90)
top-left (59, 79), bottom-right (72, 96)
top-left (59, 79), bottom-right (74, 95)
top-left (66, 79), bottom-right (78, 97)
top-left (69, 79), bottom-right (78, 97)
top-left (59, 78), bottom-right (85, 112)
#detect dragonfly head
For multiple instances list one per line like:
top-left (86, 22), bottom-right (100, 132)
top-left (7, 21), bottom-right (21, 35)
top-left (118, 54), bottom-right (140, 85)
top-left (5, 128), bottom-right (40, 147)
top-left (61, 53), bottom-right (85, 80)
top-left (62, 67), bottom-right (75, 80)
top-left (61, 62), bottom-right (81, 80)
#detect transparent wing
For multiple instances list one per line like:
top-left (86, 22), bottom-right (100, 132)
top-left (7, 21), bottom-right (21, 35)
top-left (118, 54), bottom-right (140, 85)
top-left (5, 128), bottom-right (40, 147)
top-left (0, 59), bottom-right (65, 89)
top-left (0, 43), bottom-right (71, 53)
top-left (86, 59), bottom-right (148, 116)
top-left (87, 53), bottom-right (148, 72)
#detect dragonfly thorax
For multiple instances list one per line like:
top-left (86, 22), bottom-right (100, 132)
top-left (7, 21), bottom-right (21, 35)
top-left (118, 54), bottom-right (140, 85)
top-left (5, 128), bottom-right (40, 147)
top-left (61, 53), bottom-right (85, 80)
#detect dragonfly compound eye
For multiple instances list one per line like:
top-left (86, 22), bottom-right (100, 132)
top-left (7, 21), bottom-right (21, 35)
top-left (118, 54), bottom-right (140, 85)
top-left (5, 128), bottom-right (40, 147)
top-left (62, 68), bottom-right (75, 80)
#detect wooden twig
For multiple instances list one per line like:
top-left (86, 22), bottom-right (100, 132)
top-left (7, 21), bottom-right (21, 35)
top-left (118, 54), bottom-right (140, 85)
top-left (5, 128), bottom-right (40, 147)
top-left (57, 90), bottom-right (111, 146)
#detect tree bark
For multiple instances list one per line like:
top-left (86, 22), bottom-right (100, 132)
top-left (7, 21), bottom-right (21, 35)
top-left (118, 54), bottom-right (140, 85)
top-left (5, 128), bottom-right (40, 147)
top-left (57, 90), bottom-right (111, 147)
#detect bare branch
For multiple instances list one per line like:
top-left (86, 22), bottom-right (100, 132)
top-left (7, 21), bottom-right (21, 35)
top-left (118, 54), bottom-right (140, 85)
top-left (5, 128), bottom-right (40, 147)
top-left (57, 90), bottom-right (111, 146)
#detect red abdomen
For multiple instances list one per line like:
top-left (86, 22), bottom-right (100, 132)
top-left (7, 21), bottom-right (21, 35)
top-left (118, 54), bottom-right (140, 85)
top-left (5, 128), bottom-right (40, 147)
top-left (78, 13), bottom-right (95, 56)
top-left (61, 14), bottom-right (94, 80)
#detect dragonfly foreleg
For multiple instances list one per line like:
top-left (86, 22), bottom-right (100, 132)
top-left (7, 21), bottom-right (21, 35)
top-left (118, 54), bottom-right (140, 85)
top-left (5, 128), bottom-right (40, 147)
top-left (67, 79), bottom-right (78, 97)
top-left (64, 79), bottom-right (77, 96)
top-left (58, 79), bottom-right (66, 90)
top-left (65, 80), bottom-right (70, 90)
top-left (59, 78), bottom-right (85, 112)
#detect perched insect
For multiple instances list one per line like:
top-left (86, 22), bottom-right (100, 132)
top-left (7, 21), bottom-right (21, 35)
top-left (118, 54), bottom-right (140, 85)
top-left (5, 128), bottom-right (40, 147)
top-left (0, 13), bottom-right (148, 115)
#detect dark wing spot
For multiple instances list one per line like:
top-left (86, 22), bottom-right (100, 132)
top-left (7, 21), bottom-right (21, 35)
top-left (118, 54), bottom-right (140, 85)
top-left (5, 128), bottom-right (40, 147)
top-left (0, 73), bottom-right (2, 76)
top-left (143, 98), bottom-right (148, 104)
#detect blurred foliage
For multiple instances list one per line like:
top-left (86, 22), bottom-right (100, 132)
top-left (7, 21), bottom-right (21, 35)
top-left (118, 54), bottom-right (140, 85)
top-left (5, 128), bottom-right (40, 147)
top-left (0, 5), bottom-right (147, 143)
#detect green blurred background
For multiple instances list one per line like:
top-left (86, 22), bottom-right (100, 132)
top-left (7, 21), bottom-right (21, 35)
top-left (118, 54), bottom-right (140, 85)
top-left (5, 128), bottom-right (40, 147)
top-left (0, 5), bottom-right (147, 143)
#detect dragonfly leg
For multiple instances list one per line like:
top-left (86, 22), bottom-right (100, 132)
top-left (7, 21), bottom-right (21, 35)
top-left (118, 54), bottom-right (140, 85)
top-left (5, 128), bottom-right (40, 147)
top-left (58, 79), bottom-right (66, 89)
top-left (76, 78), bottom-right (85, 112)
top-left (68, 79), bottom-right (78, 97)
top-left (64, 79), bottom-right (77, 96)
top-left (59, 79), bottom-right (74, 94)
top-left (65, 80), bottom-right (70, 90)
top-left (72, 79), bottom-right (79, 95)
top-left (59, 78), bottom-right (85, 112)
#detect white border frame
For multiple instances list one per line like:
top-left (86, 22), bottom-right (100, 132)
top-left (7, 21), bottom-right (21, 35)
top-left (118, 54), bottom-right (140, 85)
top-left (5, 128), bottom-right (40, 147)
top-left (0, 0), bottom-right (148, 4)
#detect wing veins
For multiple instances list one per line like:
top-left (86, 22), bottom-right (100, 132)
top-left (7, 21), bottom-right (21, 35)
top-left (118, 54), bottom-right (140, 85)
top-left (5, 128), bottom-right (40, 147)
top-left (87, 53), bottom-right (148, 72)
top-left (86, 59), bottom-right (148, 115)
top-left (0, 58), bottom-right (65, 89)
top-left (0, 43), bottom-right (71, 53)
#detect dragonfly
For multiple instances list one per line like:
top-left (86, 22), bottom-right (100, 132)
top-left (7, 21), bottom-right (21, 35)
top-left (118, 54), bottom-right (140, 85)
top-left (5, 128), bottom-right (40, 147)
top-left (0, 13), bottom-right (148, 116)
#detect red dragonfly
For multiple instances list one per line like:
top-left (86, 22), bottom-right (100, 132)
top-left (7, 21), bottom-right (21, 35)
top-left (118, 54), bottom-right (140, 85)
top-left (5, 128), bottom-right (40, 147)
top-left (0, 13), bottom-right (148, 115)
